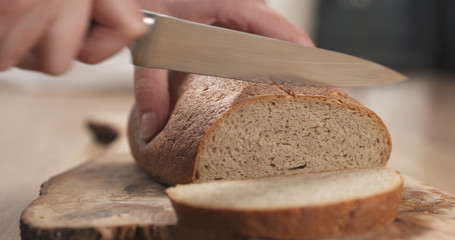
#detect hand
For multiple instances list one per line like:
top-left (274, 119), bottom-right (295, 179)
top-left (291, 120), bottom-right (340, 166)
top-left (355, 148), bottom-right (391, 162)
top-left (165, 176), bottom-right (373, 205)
top-left (0, 0), bottom-right (146, 75)
top-left (135, 0), bottom-right (316, 142)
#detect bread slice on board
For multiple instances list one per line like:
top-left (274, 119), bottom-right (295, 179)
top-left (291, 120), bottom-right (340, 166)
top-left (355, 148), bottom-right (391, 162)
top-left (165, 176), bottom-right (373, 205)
top-left (128, 73), bottom-right (391, 186)
top-left (167, 168), bottom-right (403, 239)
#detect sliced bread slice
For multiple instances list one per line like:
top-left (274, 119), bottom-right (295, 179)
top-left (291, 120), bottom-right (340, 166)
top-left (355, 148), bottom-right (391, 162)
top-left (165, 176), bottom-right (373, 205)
top-left (128, 74), bottom-right (392, 185)
top-left (167, 168), bottom-right (403, 239)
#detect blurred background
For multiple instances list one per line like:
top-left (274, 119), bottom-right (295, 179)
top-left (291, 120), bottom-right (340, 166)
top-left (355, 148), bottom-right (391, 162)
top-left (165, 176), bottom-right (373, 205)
top-left (1, 0), bottom-right (454, 238)
top-left (270, 0), bottom-right (455, 71)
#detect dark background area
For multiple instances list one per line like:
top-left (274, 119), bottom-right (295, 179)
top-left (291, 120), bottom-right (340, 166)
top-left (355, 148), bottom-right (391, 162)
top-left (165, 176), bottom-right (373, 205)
top-left (316, 0), bottom-right (455, 72)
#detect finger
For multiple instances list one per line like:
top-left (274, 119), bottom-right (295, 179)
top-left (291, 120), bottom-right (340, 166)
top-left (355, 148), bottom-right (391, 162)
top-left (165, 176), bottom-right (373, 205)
top-left (0, 0), bottom-right (59, 70)
top-left (134, 67), bottom-right (170, 142)
top-left (0, 0), bottom-right (33, 41)
top-left (15, 50), bottom-right (39, 71)
top-left (18, 0), bottom-right (91, 75)
top-left (146, 0), bottom-right (218, 24)
top-left (92, 0), bottom-right (145, 38)
top-left (0, 0), bottom-right (35, 38)
top-left (78, 0), bottom-right (146, 64)
top-left (0, 0), bottom-right (35, 18)
top-left (77, 25), bottom-right (130, 64)
top-left (332, 88), bottom-right (345, 94)
top-left (216, 0), bottom-right (315, 47)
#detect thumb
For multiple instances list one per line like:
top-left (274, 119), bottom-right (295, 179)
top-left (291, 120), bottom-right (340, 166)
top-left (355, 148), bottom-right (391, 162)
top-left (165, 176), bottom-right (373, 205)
top-left (134, 67), bottom-right (169, 142)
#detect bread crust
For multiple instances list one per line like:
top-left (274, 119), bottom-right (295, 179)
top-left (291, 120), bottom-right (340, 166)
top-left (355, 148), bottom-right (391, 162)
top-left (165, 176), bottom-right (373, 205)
top-left (167, 176), bottom-right (403, 239)
top-left (128, 73), bottom-right (391, 186)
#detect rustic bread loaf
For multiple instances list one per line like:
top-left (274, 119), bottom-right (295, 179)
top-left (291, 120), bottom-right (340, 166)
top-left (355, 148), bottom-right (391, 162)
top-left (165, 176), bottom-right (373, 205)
top-left (128, 73), bottom-right (391, 186)
top-left (167, 168), bottom-right (403, 239)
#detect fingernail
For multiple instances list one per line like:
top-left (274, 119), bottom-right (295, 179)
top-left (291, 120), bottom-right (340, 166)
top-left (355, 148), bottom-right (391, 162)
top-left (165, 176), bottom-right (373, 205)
top-left (140, 112), bottom-right (159, 141)
top-left (331, 87), bottom-right (345, 94)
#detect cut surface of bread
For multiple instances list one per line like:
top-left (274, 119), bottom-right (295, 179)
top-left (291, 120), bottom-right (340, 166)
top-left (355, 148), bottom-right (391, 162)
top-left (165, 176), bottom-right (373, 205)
top-left (167, 168), bottom-right (403, 239)
top-left (128, 74), bottom-right (391, 185)
top-left (197, 96), bottom-right (389, 182)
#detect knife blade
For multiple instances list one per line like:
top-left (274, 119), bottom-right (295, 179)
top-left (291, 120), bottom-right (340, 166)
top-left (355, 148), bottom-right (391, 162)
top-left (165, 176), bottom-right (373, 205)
top-left (131, 10), bottom-right (406, 87)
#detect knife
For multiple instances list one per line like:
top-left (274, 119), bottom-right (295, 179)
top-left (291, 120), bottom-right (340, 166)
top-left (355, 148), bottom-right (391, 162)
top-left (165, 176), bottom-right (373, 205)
top-left (131, 10), bottom-right (406, 87)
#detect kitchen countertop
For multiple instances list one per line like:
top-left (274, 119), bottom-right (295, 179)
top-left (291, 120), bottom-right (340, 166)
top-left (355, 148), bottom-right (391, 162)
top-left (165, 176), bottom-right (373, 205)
top-left (346, 70), bottom-right (455, 195)
top-left (0, 63), bottom-right (454, 239)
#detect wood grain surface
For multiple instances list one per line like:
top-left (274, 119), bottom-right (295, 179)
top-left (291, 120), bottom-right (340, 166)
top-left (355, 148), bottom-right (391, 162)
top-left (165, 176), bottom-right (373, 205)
top-left (20, 121), bottom-right (455, 240)
top-left (20, 153), bottom-right (455, 240)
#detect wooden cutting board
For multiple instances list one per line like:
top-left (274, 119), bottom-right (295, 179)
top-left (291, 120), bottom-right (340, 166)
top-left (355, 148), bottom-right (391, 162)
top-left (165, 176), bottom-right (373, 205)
top-left (20, 119), bottom-right (455, 240)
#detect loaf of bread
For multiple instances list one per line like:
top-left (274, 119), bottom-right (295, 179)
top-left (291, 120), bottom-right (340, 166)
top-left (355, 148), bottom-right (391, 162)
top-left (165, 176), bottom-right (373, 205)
top-left (128, 73), bottom-right (391, 186)
top-left (167, 168), bottom-right (403, 239)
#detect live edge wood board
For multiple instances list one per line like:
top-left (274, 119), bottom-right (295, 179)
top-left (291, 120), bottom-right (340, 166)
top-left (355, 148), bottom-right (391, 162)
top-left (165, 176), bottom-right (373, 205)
top-left (20, 120), bottom-right (455, 240)
top-left (20, 152), bottom-right (455, 240)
